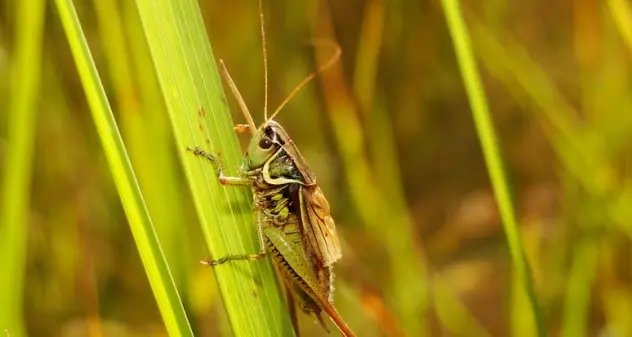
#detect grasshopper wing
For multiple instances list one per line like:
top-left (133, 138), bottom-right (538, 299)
top-left (299, 185), bottom-right (343, 267)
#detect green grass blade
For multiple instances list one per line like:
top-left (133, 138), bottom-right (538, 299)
top-left (561, 240), bottom-right (599, 337)
top-left (0, 0), bottom-right (46, 335)
top-left (92, 0), bottom-right (192, 289)
top-left (439, 1), bottom-right (544, 336)
top-left (53, 1), bottom-right (193, 336)
top-left (133, 1), bottom-right (293, 336)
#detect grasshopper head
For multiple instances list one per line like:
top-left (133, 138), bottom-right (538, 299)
top-left (243, 120), bottom-right (285, 169)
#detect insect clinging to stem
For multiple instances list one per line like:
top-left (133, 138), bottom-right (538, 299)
top-left (187, 0), bottom-right (356, 336)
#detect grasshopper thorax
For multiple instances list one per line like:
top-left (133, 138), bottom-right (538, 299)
top-left (243, 120), bottom-right (310, 187)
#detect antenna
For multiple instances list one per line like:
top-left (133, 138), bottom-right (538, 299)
top-left (266, 40), bottom-right (341, 122)
top-left (259, 0), bottom-right (269, 121)
top-left (219, 60), bottom-right (256, 134)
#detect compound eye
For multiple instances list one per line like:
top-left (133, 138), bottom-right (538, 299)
top-left (258, 137), bottom-right (273, 149)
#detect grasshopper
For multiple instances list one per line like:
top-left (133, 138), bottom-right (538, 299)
top-left (188, 1), bottom-right (356, 336)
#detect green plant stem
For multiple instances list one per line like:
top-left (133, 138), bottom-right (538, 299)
top-left (561, 239), bottom-right (598, 337)
top-left (439, 1), bottom-right (544, 336)
top-left (0, 0), bottom-right (46, 336)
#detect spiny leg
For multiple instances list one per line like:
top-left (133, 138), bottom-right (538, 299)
top-left (202, 211), bottom-right (268, 266)
top-left (186, 146), bottom-right (250, 186)
top-left (202, 250), bottom-right (265, 266)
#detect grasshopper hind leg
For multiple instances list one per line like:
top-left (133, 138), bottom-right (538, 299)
top-left (282, 278), bottom-right (330, 336)
top-left (288, 280), bottom-right (331, 334)
top-left (201, 209), bottom-right (268, 266)
top-left (202, 251), bottom-right (265, 266)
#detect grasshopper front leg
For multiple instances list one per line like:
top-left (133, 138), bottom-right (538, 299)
top-left (187, 146), bottom-right (250, 186)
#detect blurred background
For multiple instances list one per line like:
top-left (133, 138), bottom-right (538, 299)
top-left (2, 0), bottom-right (632, 336)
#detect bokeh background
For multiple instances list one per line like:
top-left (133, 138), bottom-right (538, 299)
top-left (2, 0), bottom-right (632, 336)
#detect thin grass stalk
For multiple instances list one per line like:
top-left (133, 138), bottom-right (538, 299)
top-left (561, 239), bottom-right (599, 337)
top-left (0, 0), bottom-right (46, 336)
top-left (53, 0), bottom-right (193, 335)
top-left (439, 1), bottom-right (544, 336)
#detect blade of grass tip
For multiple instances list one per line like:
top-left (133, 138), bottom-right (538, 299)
top-left (0, 0), bottom-right (45, 336)
top-left (133, 0), bottom-right (293, 336)
top-left (439, 1), bottom-right (544, 336)
top-left (53, 1), bottom-right (193, 336)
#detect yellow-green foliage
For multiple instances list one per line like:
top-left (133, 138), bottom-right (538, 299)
top-left (1, 0), bottom-right (631, 336)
